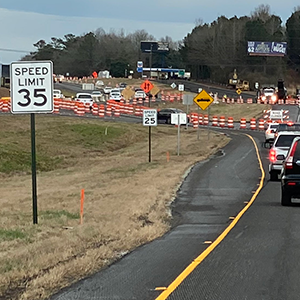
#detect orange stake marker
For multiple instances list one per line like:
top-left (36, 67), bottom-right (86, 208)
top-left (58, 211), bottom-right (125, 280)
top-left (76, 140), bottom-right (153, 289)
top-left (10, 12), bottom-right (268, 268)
top-left (167, 151), bottom-right (170, 162)
top-left (80, 189), bottom-right (85, 225)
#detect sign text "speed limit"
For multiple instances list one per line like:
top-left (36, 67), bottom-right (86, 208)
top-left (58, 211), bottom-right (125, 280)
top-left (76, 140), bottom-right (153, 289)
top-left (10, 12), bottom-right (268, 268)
top-left (11, 61), bottom-right (54, 114)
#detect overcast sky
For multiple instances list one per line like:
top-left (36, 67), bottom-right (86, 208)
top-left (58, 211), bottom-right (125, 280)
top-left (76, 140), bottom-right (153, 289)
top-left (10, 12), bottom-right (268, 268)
top-left (0, 1), bottom-right (299, 64)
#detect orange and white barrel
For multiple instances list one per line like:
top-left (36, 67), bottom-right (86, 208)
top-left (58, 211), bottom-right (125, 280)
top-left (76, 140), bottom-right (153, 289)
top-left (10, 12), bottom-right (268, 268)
top-left (258, 119), bottom-right (265, 130)
top-left (227, 117), bottom-right (234, 128)
top-left (212, 115), bottom-right (219, 126)
top-left (240, 118), bottom-right (247, 129)
top-left (203, 115), bottom-right (209, 126)
top-left (98, 104), bottom-right (105, 118)
top-left (198, 114), bottom-right (203, 125)
top-left (92, 103), bottom-right (98, 116)
top-left (219, 116), bottom-right (226, 127)
top-left (250, 118), bottom-right (256, 130)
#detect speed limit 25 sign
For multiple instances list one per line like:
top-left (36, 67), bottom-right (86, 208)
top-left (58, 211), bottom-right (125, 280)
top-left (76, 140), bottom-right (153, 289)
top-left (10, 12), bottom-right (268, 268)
top-left (10, 61), bottom-right (54, 113)
top-left (143, 109), bottom-right (157, 126)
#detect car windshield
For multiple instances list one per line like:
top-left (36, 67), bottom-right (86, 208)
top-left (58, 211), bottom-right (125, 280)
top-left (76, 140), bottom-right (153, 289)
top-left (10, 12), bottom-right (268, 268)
top-left (78, 95), bottom-right (92, 99)
top-left (277, 124), bottom-right (300, 131)
top-left (275, 135), bottom-right (300, 147)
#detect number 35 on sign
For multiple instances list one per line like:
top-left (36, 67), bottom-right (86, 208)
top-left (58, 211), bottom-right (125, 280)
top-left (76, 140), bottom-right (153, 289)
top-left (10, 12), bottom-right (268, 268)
top-left (10, 61), bottom-right (54, 114)
top-left (143, 109), bottom-right (157, 126)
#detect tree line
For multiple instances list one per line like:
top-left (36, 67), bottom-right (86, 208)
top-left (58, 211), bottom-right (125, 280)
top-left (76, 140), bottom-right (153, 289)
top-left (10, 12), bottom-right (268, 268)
top-left (22, 5), bottom-right (300, 87)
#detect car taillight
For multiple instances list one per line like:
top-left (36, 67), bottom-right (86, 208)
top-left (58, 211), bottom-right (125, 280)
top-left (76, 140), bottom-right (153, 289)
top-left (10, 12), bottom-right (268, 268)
top-left (266, 129), bottom-right (272, 134)
top-left (269, 149), bottom-right (277, 162)
top-left (285, 141), bottom-right (298, 169)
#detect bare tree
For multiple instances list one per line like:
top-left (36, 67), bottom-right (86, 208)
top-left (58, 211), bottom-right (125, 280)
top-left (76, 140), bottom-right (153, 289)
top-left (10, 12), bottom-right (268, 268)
top-left (251, 4), bottom-right (271, 22)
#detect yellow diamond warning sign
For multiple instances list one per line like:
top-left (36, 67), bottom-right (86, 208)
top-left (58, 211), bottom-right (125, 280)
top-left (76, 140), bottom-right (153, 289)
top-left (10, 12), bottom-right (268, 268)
top-left (193, 89), bottom-right (214, 110)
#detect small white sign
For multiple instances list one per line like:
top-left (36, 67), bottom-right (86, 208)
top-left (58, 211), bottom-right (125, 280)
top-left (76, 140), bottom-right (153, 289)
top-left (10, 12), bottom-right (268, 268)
top-left (178, 84), bottom-right (184, 91)
top-left (170, 82), bottom-right (176, 89)
top-left (171, 113), bottom-right (187, 125)
top-left (270, 110), bottom-right (283, 120)
top-left (11, 61), bottom-right (53, 113)
top-left (143, 109), bottom-right (157, 126)
top-left (198, 88), bottom-right (203, 93)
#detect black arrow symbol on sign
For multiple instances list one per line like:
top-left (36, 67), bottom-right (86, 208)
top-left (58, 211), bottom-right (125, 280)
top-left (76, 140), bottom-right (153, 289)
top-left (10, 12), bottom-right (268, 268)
top-left (196, 98), bottom-right (211, 102)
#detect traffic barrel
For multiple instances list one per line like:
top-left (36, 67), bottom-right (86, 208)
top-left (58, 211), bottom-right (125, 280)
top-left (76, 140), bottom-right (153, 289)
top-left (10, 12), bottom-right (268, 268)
top-left (250, 118), bottom-right (256, 130)
top-left (92, 103), bottom-right (99, 116)
top-left (258, 119), bottom-right (265, 130)
top-left (193, 116), bottom-right (198, 129)
top-left (53, 99), bottom-right (60, 114)
top-left (106, 105), bottom-right (112, 117)
top-left (198, 114), bottom-right (203, 125)
top-left (240, 118), bottom-right (247, 129)
top-left (219, 116), bottom-right (226, 127)
top-left (98, 104), bottom-right (105, 118)
top-left (203, 115), bottom-right (209, 126)
top-left (114, 105), bottom-right (120, 117)
top-left (212, 115), bottom-right (218, 126)
top-left (227, 117), bottom-right (234, 128)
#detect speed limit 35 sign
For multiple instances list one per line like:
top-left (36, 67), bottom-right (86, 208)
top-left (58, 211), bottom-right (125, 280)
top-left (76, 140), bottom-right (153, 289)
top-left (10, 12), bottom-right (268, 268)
top-left (143, 109), bottom-right (157, 126)
top-left (10, 61), bottom-right (54, 113)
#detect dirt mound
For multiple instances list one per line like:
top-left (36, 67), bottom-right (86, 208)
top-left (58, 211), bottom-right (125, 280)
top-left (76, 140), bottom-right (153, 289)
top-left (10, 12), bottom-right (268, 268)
top-left (0, 87), bottom-right (10, 98)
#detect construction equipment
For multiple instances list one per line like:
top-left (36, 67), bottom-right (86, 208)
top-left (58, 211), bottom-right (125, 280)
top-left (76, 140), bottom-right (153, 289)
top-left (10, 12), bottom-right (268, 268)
top-left (227, 69), bottom-right (250, 91)
top-left (0, 64), bottom-right (10, 89)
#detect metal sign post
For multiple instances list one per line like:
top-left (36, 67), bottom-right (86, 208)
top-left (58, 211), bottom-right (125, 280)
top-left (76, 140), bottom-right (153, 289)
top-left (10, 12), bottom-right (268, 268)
top-left (10, 60), bottom-right (53, 224)
top-left (143, 109), bottom-right (157, 162)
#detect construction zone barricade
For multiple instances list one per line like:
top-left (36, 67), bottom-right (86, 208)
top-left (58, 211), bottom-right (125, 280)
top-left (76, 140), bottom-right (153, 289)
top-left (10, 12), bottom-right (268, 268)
top-left (240, 118), bottom-right (247, 129)
top-left (203, 115), bottom-right (209, 126)
top-left (219, 116), bottom-right (226, 127)
top-left (212, 115), bottom-right (218, 126)
top-left (250, 118), bottom-right (256, 130)
top-left (98, 105), bottom-right (105, 117)
top-left (92, 103), bottom-right (99, 116)
top-left (192, 113), bottom-right (199, 129)
top-left (227, 117), bottom-right (234, 128)
top-left (258, 119), bottom-right (265, 130)
top-left (198, 114), bottom-right (203, 125)
top-left (53, 99), bottom-right (60, 114)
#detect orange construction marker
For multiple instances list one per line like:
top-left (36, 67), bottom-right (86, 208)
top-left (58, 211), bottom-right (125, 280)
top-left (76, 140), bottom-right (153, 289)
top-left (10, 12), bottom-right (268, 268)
top-left (80, 189), bottom-right (85, 225)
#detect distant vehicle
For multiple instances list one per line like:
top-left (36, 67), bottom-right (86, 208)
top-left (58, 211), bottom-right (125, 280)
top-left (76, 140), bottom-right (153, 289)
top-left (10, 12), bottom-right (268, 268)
top-left (269, 131), bottom-right (300, 181)
top-left (54, 75), bottom-right (64, 83)
top-left (95, 80), bottom-right (104, 88)
top-left (260, 87), bottom-right (277, 103)
top-left (53, 89), bottom-right (64, 99)
top-left (264, 122), bottom-right (279, 145)
top-left (281, 136), bottom-right (300, 205)
top-left (74, 93), bottom-right (93, 108)
top-left (134, 90), bottom-right (146, 99)
top-left (91, 90), bottom-right (104, 102)
top-left (157, 108), bottom-right (188, 124)
top-left (109, 91), bottom-right (123, 102)
top-left (103, 86), bottom-right (112, 94)
top-left (119, 82), bottom-right (127, 90)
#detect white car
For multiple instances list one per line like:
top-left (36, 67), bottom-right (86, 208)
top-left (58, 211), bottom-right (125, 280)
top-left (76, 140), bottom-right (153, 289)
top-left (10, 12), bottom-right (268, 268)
top-left (265, 122), bottom-right (279, 144)
top-left (74, 93), bottom-right (94, 108)
top-left (91, 90), bottom-right (104, 102)
top-left (53, 89), bottom-right (64, 99)
top-left (103, 86), bottom-right (112, 94)
top-left (95, 80), bottom-right (104, 88)
top-left (109, 91), bottom-right (123, 102)
top-left (134, 90), bottom-right (146, 99)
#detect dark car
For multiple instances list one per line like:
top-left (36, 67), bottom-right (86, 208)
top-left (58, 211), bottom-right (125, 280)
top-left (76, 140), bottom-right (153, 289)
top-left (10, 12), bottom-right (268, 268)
top-left (281, 137), bottom-right (300, 205)
top-left (157, 108), bottom-right (187, 124)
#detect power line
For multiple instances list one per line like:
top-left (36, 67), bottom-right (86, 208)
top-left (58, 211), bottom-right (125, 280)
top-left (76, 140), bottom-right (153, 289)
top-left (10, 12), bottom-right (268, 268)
top-left (0, 48), bottom-right (32, 53)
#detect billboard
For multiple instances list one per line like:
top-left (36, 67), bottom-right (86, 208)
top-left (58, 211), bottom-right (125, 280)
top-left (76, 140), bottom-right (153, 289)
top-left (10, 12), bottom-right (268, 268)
top-left (247, 41), bottom-right (287, 57)
top-left (141, 41), bottom-right (169, 53)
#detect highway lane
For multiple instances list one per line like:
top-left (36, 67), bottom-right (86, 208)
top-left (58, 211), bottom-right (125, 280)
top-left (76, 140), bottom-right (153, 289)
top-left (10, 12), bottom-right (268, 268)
top-left (50, 131), bottom-right (263, 300)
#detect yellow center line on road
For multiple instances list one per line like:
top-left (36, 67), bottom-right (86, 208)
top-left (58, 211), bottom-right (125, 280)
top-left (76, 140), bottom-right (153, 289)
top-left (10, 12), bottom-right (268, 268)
top-left (155, 134), bottom-right (265, 300)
